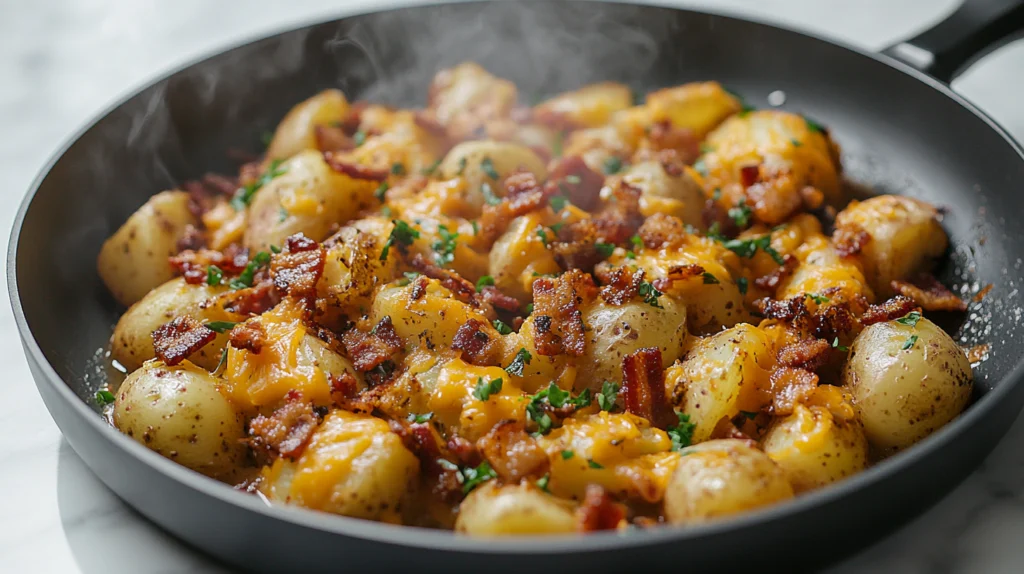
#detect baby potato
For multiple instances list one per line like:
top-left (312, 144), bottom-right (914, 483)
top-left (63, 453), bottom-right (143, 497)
top-left (489, 213), bottom-right (562, 302)
top-left (833, 195), bottom-right (948, 297)
top-left (842, 317), bottom-right (973, 453)
top-left (667, 324), bottom-right (773, 443)
top-left (534, 81), bottom-right (633, 128)
top-left (645, 81), bottom-right (741, 137)
top-left (244, 149), bottom-right (377, 252)
top-left (439, 140), bottom-right (547, 213)
top-left (260, 410), bottom-right (419, 520)
top-left (776, 234), bottom-right (874, 304)
top-left (563, 125), bottom-right (635, 175)
top-left (664, 439), bottom-right (794, 524)
top-left (762, 402), bottom-right (869, 492)
top-left (575, 296), bottom-right (688, 394)
top-left (113, 360), bottom-right (246, 480)
top-left (110, 278), bottom-right (242, 372)
top-left (370, 278), bottom-right (495, 351)
top-left (97, 190), bottom-right (197, 306)
top-left (620, 161), bottom-right (705, 228)
top-left (455, 482), bottom-right (577, 536)
top-left (427, 62), bottom-right (518, 140)
top-left (319, 217), bottom-right (399, 315)
top-left (266, 89), bottom-right (348, 161)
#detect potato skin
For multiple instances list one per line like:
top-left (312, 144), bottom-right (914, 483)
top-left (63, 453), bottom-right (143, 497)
top-left (664, 439), bottom-right (794, 524)
top-left (266, 89), bottom-right (348, 161)
top-left (439, 140), bottom-right (546, 213)
top-left (113, 360), bottom-right (246, 479)
top-left (842, 317), bottom-right (973, 453)
top-left (455, 482), bottom-right (577, 536)
top-left (762, 403), bottom-right (869, 492)
top-left (97, 190), bottom-right (197, 306)
top-left (488, 213), bottom-right (561, 302)
top-left (259, 410), bottom-right (419, 519)
top-left (620, 161), bottom-right (705, 228)
top-left (535, 81), bottom-right (633, 128)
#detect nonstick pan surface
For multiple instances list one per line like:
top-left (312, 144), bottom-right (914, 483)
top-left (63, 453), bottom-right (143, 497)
top-left (10, 1), bottom-right (1024, 572)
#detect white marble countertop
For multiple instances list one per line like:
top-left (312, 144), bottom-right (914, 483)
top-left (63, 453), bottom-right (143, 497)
top-left (3, 0), bottom-right (1024, 572)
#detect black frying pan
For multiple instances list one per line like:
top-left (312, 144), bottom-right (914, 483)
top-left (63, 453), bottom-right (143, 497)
top-left (10, 1), bottom-right (1024, 572)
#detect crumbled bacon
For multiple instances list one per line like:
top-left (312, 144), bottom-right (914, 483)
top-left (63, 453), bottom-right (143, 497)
top-left (409, 254), bottom-right (480, 306)
top-left (151, 316), bottom-right (216, 366)
top-left (860, 295), bottom-right (918, 326)
top-left (702, 197), bottom-right (735, 236)
top-left (593, 180), bottom-right (644, 246)
top-left (340, 316), bottom-right (404, 372)
top-left (833, 223), bottom-right (871, 257)
top-left (238, 161), bottom-right (263, 188)
top-left (777, 338), bottom-right (831, 371)
top-left (599, 266), bottom-right (644, 305)
top-left (228, 320), bottom-right (266, 354)
top-left (183, 174), bottom-right (236, 219)
top-left (270, 234), bottom-right (325, 303)
top-left (338, 101), bottom-right (369, 136)
top-left (480, 286), bottom-right (520, 312)
top-left (551, 219), bottom-right (602, 271)
top-left (329, 371), bottom-right (360, 400)
top-left (170, 247), bottom-right (249, 280)
top-left (576, 485), bottom-right (626, 532)
top-left (638, 213), bottom-right (688, 250)
top-left (620, 347), bottom-right (676, 430)
top-left (808, 303), bottom-right (856, 341)
top-left (891, 274), bottom-right (967, 312)
top-left (248, 396), bottom-right (318, 461)
top-left (224, 282), bottom-right (280, 316)
top-left (547, 156), bottom-right (604, 211)
top-left (531, 270), bottom-right (596, 357)
top-left (388, 419), bottom-right (463, 502)
top-left (446, 435), bottom-right (480, 467)
top-left (753, 296), bottom-right (807, 321)
top-left (322, 151), bottom-right (389, 181)
top-left (476, 421), bottom-right (549, 482)
top-left (176, 224), bottom-right (206, 253)
top-left (770, 367), bottom-right (819, 416)
top-left (314, 124), bottom-right (355, 153)
top-left (754, 254), bottom-right (797, 292)
top-left (478, 170), bottom-right (552, 246)
top-left (645, 120), bottom-right (700, 164)
top-left (451, 319), bottom-right (501, 366)
top-left (740, 164), bottom-right (761, 188)
top-left (651, 264), bottom-right (705, 292)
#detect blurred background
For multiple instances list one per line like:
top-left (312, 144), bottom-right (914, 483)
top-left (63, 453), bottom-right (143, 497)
top-left (2, 1), bottom-right (1023, 573)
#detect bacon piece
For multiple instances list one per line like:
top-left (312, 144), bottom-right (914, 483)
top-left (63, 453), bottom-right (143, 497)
top-left (224, 282), bottom-right (280, 316)
top-left (620, 347), bottom-right (676, 430)
top-left (832, 223), bottom-right (871, 257)
top-left (389, 419), bottom-right (464, 502)
top-left (593, 180), bottom-right (644, 246)
top-left (550, 219), bottom-right (603, 272)
top-left (238, 161), bottom-right (263, 188)
top-left (702, 197), bottom-right (735, 236)
top-left (229, 320), bottom-right (266, 354)
top-left (974, 283), bottom-right (994, 303)
top-left (547, 156), bottom-right (604, 212)
top-left (270, 234), bottom-right (325, 303)
top-left (478, 170), bottom-right (552, 246)
top-left (860, 295), bottom-right (918, 326)
top-left (183, 174), bottom-right (236, 219)
top-left (638, 213), bottom-right (688, 250)
top-left (151, 316), bottom-right (216, 366)
top-left (409, 276), bottom-right (427, 301)
top-left (576, 485), bottom-right (626, 532)
top-left (176, 224), bottom-right (207, 253)
top-left (170, 247), bottom-right (249, 280)
top-left (645, 120), bottom-right (700, 164)
top-left (754, 254), bottom-right (797, 292)
top-left (599, 266), bottom-right (644, 305)
top-left (740, 164), bottom-right (761, 188)
top-left (891, 274), bottom-right (967, 312)
top-left (329, 371), bottom-right (360, 401)
top-left (777, 338), bottom-right (831, 371)
top-left (531, 270), bottom-right (596, 356)
top-left (446, 435), bottom-right (481, 467)
top-left (476, 421), bottom-right (549, 482)
top-left (651, 264), bottom-right (704, 292)
top-left (809, 303), bottom-right (857, 341)
top-left (753, 296), bottom-right (807, 321)
top-left (451, 319), bottom-right (501, 366)
top-left (248, 395), bottom-right (318, 461)
top-left (770, 367), bottom-right (819, 416)
top-left (322, 151), bottom-right (389, 181)
top-left (338, 101), bottom-right (369, 135)
top-left (480, 286), bottom-right (521, 312)
top-left (314, 124), bottom-right (355, 153)
top-left (340, 316), bottom-right (404, 372)
top-left (408, 254), bottom-right (480, 306)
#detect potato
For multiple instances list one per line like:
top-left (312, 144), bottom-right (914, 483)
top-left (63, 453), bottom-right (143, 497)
top-left (427, 62), bottom-right (518, 140)
top-left (455, 482), bottom-right (577, 536)
top-left (667, 324), bottom-right (773, 443)
top-left (534, 82), bottom-right (633, 128)
top-left (319, 217), bottom-right (399, 315)
top-left (645, 81), bottom-right (741, 137)
top-left (776, 234), bottom-right (874, 304)
top-left (244, 149), bottom-right (377, 252)
top-left (97, 190), bottom-right (197, 306)
top-left (370, 278), bottom-right (496, 351)
top-left (574, 297), bottom-right (688, 394)
top-left (762, 402), bottom-right (869, 492)
top-left (489, 213), bottom-right (562, 302)
top-left (426, 358), bottom-right (530, 441)
top-left (620, 161), bottom-right (705, 228)
top-left (563, 125), bottom-right (635, 175)
top-left (113, 360), bottom-right (246, 479)
top-left (842, 316), bottom-right (973, 453)
top-left (260, 410), bottom-right (419, 519)
top-left (110, 278), bottom-right (242, 372)
top-left (266, 89), bottom-right (348, 161)
top-left (439, 140), bottom-right (546, 214)
top-left (833, 195), bottom-right (948, 297)
top-left (664, 439), bottom-right (794, 524)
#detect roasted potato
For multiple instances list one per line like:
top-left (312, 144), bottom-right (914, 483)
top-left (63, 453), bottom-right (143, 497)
top-left (439, 140), bottom-right (546, 213)
top-left (489, 213), bottom-right (562, 302)
top-left (455, 482), bottom-right (577, 536)
top-left (266, 89), bottom-right (348, 161)
top-left (535, 82), bottom-right (633, 128)
top-left (620, 161), bottom-right (705, 228)
top-left (762, 402), bottom-right (869, 492)
top-left (645, 81), bottom-right (741, 138)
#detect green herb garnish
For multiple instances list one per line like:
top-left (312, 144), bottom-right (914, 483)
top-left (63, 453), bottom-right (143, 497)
top-left (379, 220), bottom-right (420, 261)
top-left (229, 251), bottom-right (271, 290)
top-left (595, 242), bottom-right (615, 258)
top-left (432, 224), bottom-right (459, 266)
top-left (472, 377), bottom-right (504, 401)
top-left (902, 335), bottom-right (919, 350)
top-left (602, 156), bottom-right (623, 175)
top-left (95, 389), bottom-right (115, 406)
top-left (493, 318), bottom-right (513, 335)
top-left (702, 272), bottom-right (720, 285)
top-left (407, 412), bottom-right (433, 424)
top-left (505, 348), bottom-right (533, 377)
top-left (667, 412), bottom-right (696, 451)
top-left (597, 381), bottom-right (619, 411)
top-left (896, 311), bottom-right (922, 327)
top-left (206, 265), bottom-right (224, 286)
top-left (204, 321), bottom-right (238, 334)
top-left (481, 157), bottom-right (500, 180)
top-left (231, 159), bottom-right (286, 210)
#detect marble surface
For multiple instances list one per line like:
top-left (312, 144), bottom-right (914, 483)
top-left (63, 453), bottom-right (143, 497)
top-left (3, 0), bottom-right (1024, 572)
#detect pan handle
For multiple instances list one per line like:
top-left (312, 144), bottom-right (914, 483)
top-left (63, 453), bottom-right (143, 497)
top-left (881, 0), bottom-right (1024, 83)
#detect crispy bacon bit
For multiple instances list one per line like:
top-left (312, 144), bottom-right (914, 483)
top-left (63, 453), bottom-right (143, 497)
top-left (891, 274), bottom-right (967, 312)
top-left (238, 161), bottom-right (263, 188)
top-left (409, 254), bottom-right (479, 306)
top-left (184, 174), bottom-right (236, 219)
top-left (314, 124), bottom-right (355, 153)
top-left (452, 319), bottom-right (501, 366)
top-left (754, 254), bottom-right (797, 292)
top-left (340, 316), bottom-right (404, 372)
top-left (639, 213), bottom-right (688, 250)
top-left (645, 120), bottom-right (700, 164)
top-left (651, 264), bottom-right (705, 292)
top-left (599, 266), bottom-right (644, 305)
top-left (777, 338), bottom-right (831, 371)
top-left (338, 101), bottom-right (368, 135)
top-left (329, 371), bottom-right (360, 400)
top-left (228, 320), bottom-right (266, 354)
top-left (270, 234), bottom-right (325, 303)
top-left (477, 421), bottom-right (549, 482)
top-left (478, 170), bottom-right (552, 246)
top-left (702, 197), bottom-right (735, 236)
top-left (176, 224), bottom-right (206, 253)
top-left (547, 156), bottom-right (604, 211)
top-left (322, 151), bottom-right (389, 181)
top-left (480, 286), bottom-right (521, 312)
top-left (860, 295), bottom-right (918, 326)
top-left (770, 367), bottom-right (819, 416)
top-left (974, 283), bottom-right (994, 303)
top-left (753, 296), bottom-right (807, 321)
top-left (151, 316), bottom-right (216, 366)
top-left (594, 180), bottom-right (645, 246)
top-left (833, 223), bottom-right (871, 257)
top-left (620, 347), bottom-right (676, 430)
top-left (171, 247), bottom-right (250, 279)
top-left (551, 219), bottom-right (602, 271)
top-left (531, 270), bottom-right (596, 357)
top-left (389, 419), bottom-right (463, 502)
top-left (225, 282), bottom-right (280, 316)
top-left (800, 185), bottom-right (825, 210)
top-left (409, 277), bottom-right (427, 301)
top-left (576, 485), bottom-right (626, 532)
top-left (248, 396), bottom-right (318, 461)
top-left (446, 435), bottom-right (480, 467)
top-left (740, 164), bottom-right (761, 188)
top-left (809, 303), bottom-right (856, 341)
top-left (965, 343), bottom-right (991, 364)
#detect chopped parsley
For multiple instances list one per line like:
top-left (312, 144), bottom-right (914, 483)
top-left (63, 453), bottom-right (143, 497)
top-left (206, 265), bottom-right (224, 286)
top-left (481, 157), bottom-right (500, 180)
top-left (630, 235), bottom-right (643, 249)
top-left (407, 412), bottom-right (433, 424)
top-left (492, 318), bottom-right (513, 335)
top-left (737, 277), bottom-right (749, 295)
top-left (552, 132), bottom-right (564, 158)
top-left (718, 235), bottom-right (785, 265)
top-left (460, 461), bottom-right (498, 494)
top-left (229, 251), bottom-right (271, 290)
top-left (588, 460), bottom-right (604, 469)
top-left (432, 224), bottom-right (459, 266)
top-left (602, 156), bottom-right (624, 175)
top-left (374, 181), bottom-right (389, 202)
top-left (390, 162), bottom-right (406, 176)
top-left (536, 227), bottom-right (549, 245)
top-left (476, 275), bottom-right (495, 292)
top-left (699, 143), bottom-right (714, 154)
top-left (524, 303), bottom-right (534, 315)
top-left (561, 449), bottom-right (575, 460)
top-left (95, 389), bottom-right (115, 406)
top-left (902, 334), bottom-right (919, 350)
top-left (597, 381), bottom-right (619, 411)
top-left (667, 412), bottom-right (696, 451)
top-left (471, 220), bottom-right (480, 235)
top-left (204, 321), bottom-right (238, 334)
top-left (379, 220), bottom-right (420, 261)
top-left (638, 280), bottom-right (663, 308)
top-left (536, 473), bottom-right (550, 492)
top-left (215, 347), bottom-right (228, 373)
top-left (549, 195), bottom-right (570, 212)
top-left (526, 382), bottom-right (590, 435)
top-left (832, 337), bottom-right (849, 352)
top-left (270, 244), bottom-right (282, 254)
top-left (481, 182), bottom-right (502, 206)
top-left (550, 222), bottom-right (565, 234)
top-left (805, 116), bottom-right (826, 133)
top-left (896, 311), bottom-right (922, 327)
top-left (807, 292), bottom-right (830, 304)
top-left (693, 158), bottom-right (708, 177)
top-left (353, 130), bottom-right (367, 147)
top-left (278, 207), bottom-right (289, 222)
top-left (740, 411), bottom-right (759, 420)
top-left (472, 377), bottom-right (504, 401)
top-left (791, 138), bottom-right (802, 147)
top-left (728, 200), bottom-right (752, 228)
top-left (421, 159), bottom-right (441, 176)
top-left (595, 242), bottom-right (615, 258)
top-left (231, 159), bottom-right (286, 210)
top-left (456, 156), bottom-right (467, 175)
top-left (397, 271), bottom-right (421, 286)
top-left (565, 175), bottom-right (581, 185)
top-left (505, 348), bottom-right (533, 376)
top-left (702, 272), bottom-right (720, 285)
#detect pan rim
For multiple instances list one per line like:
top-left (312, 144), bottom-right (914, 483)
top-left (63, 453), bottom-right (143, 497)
top-left (9, 0), bottom-right (1024, 555)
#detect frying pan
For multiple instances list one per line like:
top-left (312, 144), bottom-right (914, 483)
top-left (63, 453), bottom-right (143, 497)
top-left (10, 0), bottom-right (1024, 571)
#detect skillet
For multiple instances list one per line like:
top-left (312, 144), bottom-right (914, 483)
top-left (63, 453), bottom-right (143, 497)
top-left (10, 0), bottom-right (1024, 571)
